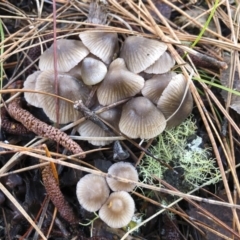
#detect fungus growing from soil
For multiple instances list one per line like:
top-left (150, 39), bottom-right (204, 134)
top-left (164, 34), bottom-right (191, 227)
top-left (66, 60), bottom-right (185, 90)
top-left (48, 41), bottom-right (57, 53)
top-left (141, 72), bottom-right (176, 104)
top-left (144, 51), bottom-right (175, 74)
top-left (23, 71), bottom-right (42, 108)
top-left (99, 191), bottom-right (135, 228)
top-left (107, 162), bottom-right (138, 192)
top-left (76, 174), bottom-right (110, 212)
top-left (39, 39), bottom-right (89, 72)
top-left (157, 73), bottom-right (193, 129)
top-left (120, 36), bottom-right (167, 73)
top-left (81, 57), bottom-right (107, 85)
top-left (79, 31), bottom-right (119, 64)
top-left (119, 96), bottom-right (166, 139)
top-left (35, 70), bottom-right (90, 124)
top-left (97, 58), bottom-right (145, 106)
top-left (77, 106), bottom-right (120, 146)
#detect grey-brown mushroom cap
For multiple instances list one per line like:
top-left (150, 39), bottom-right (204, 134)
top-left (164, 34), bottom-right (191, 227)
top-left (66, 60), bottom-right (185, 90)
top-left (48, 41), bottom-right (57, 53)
top-left (76, 174), bottom-right (110, 212)
top-left (77, 106), bottom-right (120, 146)
top-left (24, 71), bottom-right (42, 108)
top-left (39, 39), bottom-right (89, 72)
top-left (35, 70), bottom-right (90, 124)
top-left (97, 58), bottom-right (145, 106)
top-left (77, 120), bottom-right (114, 146)
top-left (107, 162), bottom-right (138, 192)
top-left (99, 191), bottom-right (135, 228)
top-left (119, 97), bottom-right (166, 139)
top-left (67, 62), bottom-right (82, 80)
top-left (81, 57), bottom-right (107, 85)
top-left (141, 72), bottom-right (176, 104)
top-left (144, 51), bottom-right (175, 74)
top-left (79, 31), bottom-right (118, 64)
top-left (120, 36), bottom-right (167, 73)
top-left (157, 73), bottom-right (193, 129)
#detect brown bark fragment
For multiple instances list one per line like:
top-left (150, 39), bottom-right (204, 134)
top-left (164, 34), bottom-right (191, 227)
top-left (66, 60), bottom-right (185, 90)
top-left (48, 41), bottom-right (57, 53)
top-left (7, 98), bottom-right (85, 157)
top-left (42, 164), bottom-right (78, 224)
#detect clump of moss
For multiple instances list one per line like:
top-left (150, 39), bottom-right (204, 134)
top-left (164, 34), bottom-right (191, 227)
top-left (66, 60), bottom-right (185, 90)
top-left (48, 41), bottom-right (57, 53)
top-left (139, 154), bottom-right (163, 186)
top-left (178, 148), bottom-right (220, 186)
top-left (139, 115), bottom-right (220, 189)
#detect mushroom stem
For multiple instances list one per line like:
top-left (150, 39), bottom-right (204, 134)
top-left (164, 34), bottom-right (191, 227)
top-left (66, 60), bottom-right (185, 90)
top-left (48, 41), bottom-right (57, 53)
top-left (113, 141), bottom-right (129, 160)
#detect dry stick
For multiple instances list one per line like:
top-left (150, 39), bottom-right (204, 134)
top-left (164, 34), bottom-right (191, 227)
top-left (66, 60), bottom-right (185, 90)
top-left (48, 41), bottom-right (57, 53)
top-left (52, 0), bottom-right (60, 130)
top-left (146, 0), bottom-right (240, 233)
top-left (7, 98), bottom-right (85, 157)
top-left (0, 147), bottom-right (107, 178)
top-left (177, 47), bottom-right (228, 70)
top-left (1, 141), bottom-right (240, 211)
top-left (0, 182), bottom-right (47, 240)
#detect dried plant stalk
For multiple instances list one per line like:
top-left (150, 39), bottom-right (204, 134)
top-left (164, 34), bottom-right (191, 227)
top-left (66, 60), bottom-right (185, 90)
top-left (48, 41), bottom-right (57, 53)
top-left (1, 107), bottom-right (31, 135)
top-left (41, 163), bottom-right (77, 224)
top-left (7, 98), bottom-right (85, 157)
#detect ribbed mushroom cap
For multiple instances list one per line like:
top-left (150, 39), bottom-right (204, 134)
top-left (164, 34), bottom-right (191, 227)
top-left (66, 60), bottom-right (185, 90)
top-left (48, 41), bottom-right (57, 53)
top-left (76, 174), bottom-right (110, 212)
top-left (97, 58), bottom-right (145, 106)
top-left (141, 72), bottom-right (176, 104)
top-left (107, 162), bottom-right (138, 192)
top-left (67, 62), bottom-right (82, 80)
top-left (79, 31), bottom-right (118, 64)
top-left (77, 120), bottom-right (113, 146)
top-left (24, 71), bottom-right (42, 108)
top-left (144, 51), bottom-right (175, 74)
top-left (157, 73), bottom-right (193, 128)
top-left (120, 36), bottom-right (167, 73)
top-left (35, 70), bottom-right (90, 124)
top-left (77, 107), bottom-right (120, 146)
top-left (39, 39), bottom-right (89, 72)
top-left (119, 97), bottom-right (166, 139)
top-left (81, 57), bottom-right (107, 85)
top-left (99, 191), bottom-right (135, 228)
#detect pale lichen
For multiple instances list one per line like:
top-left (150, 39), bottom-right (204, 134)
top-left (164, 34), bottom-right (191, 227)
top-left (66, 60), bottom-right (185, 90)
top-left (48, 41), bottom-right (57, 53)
top-left (139, 115), bottom-right (220, 189)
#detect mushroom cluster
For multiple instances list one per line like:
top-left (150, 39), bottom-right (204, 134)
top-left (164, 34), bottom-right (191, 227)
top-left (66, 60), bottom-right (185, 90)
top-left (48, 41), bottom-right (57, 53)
top-left (76, 162), bottom-right (138, 228)
top-left (23, 32), bottom-right (193, 144)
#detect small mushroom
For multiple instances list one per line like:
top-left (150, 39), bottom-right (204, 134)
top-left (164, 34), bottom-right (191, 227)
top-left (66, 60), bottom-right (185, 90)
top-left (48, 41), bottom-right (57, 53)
top-left (23, 71), bottom-right (42, 108)
top-left (77, 106), bottom-right (120, 146)
top-left (107, 162), bottom-right (138, 192)
top-left (141, 72), bottom-right (176, 104)
top-left (120, 36), bottom-right (167, 73)
top-left (35, 70), bottom-right (90, 124)
top-left (97, 58), bottom-right (145, 106)
top-left (79, 31), bottom-right (119, 64)
top-left (81, 57), bottom-right (107, 85)
top-left (39, 39), bottom-right (89, 72)
top-left (157, 73), bottom-right (193, 128)
top-left (67, 62), bottom-right (82, 80)
top-left (119, 97), bottom-right (166, 139)
top-left (144, 51), bottom-right (175, 74)
top-left (99, 191), bottom-right (135, 228)
top-left (76, 174), bottom-right (110, 212)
